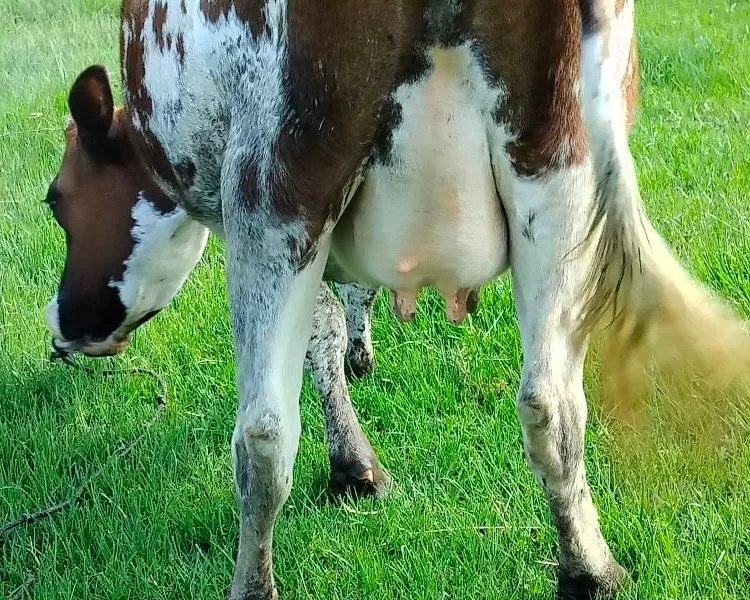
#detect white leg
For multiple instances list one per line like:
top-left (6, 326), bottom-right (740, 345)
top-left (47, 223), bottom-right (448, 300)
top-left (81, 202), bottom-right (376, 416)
top-left (502, 166), bottom-right (627, 599)
top-left (228, 247), bottom-right (327, 599)
top-left (223, 166), bottom-right (331, 599)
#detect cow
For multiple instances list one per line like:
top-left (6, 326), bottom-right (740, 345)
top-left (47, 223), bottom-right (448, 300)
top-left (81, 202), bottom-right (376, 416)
top-left (42, 0), bottom-right (750, 598)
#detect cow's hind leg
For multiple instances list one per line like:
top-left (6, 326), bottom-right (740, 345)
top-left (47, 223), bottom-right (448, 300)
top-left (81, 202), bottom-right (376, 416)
top-left (336, 283), bottom-right (378, 378)
top-left (504, 168), bottom-right (627, 599)
top-left (306, 284), bottom-right (389, 496)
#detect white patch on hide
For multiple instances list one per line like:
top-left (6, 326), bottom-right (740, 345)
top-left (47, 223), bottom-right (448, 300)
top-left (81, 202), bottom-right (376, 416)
top-left (331, 41), bottom-right (513, 295)
top-left (125, 0), bottom-right (289, 227)
top-left (110, 194), bottom-right (209, 326)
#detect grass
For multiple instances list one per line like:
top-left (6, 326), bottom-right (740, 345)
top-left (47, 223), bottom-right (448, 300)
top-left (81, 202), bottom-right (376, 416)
top-left (1, 0), bottom-right (749, 598)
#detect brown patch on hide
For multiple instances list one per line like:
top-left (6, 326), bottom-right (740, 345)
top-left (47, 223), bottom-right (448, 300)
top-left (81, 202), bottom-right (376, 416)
top-left (623, 38), bottom-right (639, 131)
top-left (176, 33), bottom-right (185, 64)
top-left (240, 0), bottom-right (422, 263)
top-left (473, 0), bottom-right (588, 176)
top-left (121, 1), bottom-right (153, 123)
top-left (199, 0), bottom-right (265, 37)
top-left (153, 1), bottom-right (168, 51)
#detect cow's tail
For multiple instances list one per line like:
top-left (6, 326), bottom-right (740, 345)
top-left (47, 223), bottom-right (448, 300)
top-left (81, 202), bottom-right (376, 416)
top-left (576, 0), bottom-right (750, 413)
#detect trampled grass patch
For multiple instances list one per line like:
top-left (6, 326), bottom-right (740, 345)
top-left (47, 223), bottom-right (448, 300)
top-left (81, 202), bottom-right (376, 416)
top-left (1, 1), bottom-right (748, 598)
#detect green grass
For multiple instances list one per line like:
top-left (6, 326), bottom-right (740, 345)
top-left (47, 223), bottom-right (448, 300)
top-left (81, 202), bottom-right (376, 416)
top-left (1, 1), bottom-right (749, 598)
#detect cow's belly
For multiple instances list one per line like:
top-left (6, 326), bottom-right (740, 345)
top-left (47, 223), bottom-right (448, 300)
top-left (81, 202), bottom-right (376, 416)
top-left (330, 45), bottom-right (509, 318)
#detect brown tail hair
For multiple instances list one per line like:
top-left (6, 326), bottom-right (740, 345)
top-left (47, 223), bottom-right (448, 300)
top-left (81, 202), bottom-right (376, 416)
top-left (577, 0), bottom-right (750, 417)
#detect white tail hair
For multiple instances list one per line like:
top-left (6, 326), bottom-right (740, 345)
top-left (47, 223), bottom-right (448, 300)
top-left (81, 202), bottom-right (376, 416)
top-left (577, 0), bottom-right (750, 416)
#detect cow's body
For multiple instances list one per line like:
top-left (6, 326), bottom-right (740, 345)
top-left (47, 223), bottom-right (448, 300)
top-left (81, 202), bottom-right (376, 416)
top-left (44, 1), bottom-right (750, 599)
top-left (124, 0), bottom-right (633, 284)
top-left (52, 1), bottom-right (640, 597)
top-left (118, 3), bottom-right (635, 598)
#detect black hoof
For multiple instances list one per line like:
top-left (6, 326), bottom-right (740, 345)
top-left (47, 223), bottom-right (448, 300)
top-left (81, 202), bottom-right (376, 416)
top-left (329, 456), bottom-right (391, 498)
top-left (557, 562), bottom-right (628, 599)
top-left (344, 340), bottom-right (375, 379)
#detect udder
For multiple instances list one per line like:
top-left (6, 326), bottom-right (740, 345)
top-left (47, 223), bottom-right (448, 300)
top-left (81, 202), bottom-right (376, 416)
top-left (329, 45), bottom-right (510, 322)
top-left (330, 172), bottom-right (509, 322)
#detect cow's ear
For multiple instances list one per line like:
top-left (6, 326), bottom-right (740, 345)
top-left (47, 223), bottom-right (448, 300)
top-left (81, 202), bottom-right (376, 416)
top-left (68, 65), bottom-right (115, 153)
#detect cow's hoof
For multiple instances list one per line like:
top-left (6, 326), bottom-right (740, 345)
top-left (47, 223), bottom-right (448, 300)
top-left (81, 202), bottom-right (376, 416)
top-left (330, 456), bottom-right (391, 498)
top-left (344, 340), bottom-right (375, 379)
top-left (228, 588), bottom-right (278, 600)
top-left (557, 562), bottom-right (628, 599)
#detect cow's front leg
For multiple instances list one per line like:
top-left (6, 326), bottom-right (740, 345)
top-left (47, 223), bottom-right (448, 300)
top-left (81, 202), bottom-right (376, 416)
top-left (306, 284), bottom-right (389, 496)
top-left (224, 194), bottom-right (330, 600)
top-left (504, 169), bottom-right (627, 599)
top-left (335, 283), bottom-right (378, 378)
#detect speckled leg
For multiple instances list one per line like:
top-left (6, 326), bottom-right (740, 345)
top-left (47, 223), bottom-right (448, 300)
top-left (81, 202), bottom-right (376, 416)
top-left (335, 283), bottom-right (378, 379)
top-left (307, 284), bottom-right (390, 496)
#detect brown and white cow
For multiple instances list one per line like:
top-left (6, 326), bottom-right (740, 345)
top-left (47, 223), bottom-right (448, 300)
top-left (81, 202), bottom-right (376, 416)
top-left (42, 0), bottom-right (750, 598)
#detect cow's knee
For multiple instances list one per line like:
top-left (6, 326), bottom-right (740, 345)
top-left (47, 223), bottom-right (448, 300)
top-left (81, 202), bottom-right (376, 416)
top-left (230, 410), bottom-right (295, 600)
top-left (516, 386), bottom-right (577, 490)
top-left (233, 410), bottom-right (293, 511)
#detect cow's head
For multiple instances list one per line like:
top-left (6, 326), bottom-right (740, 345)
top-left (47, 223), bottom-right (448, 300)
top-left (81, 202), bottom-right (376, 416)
top-left (44, 66), bottom-right (208, 356)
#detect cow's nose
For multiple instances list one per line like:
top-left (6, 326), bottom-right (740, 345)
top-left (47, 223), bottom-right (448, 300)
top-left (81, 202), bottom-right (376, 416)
top-left (45, 298), bottom-right (64, 340)
top-left (46, 298), bottom-right (81, 355)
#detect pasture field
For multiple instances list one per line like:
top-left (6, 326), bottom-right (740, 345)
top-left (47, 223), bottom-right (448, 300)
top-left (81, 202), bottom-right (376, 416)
top-left (1, 1), bottom-right (749, 598)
